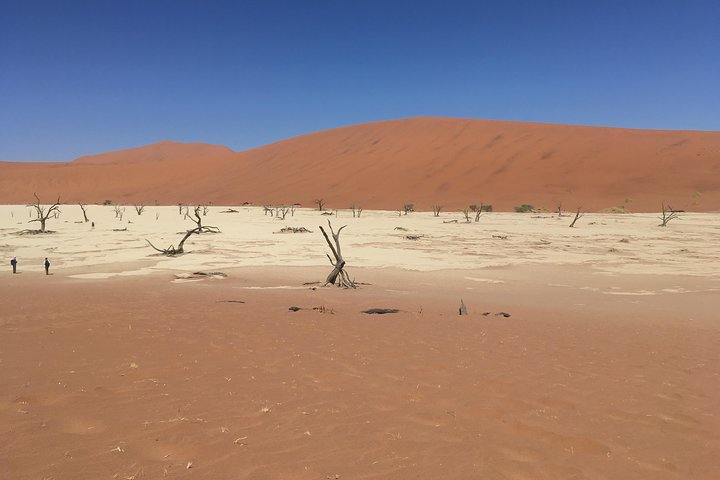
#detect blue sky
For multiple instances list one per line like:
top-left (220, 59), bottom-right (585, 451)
top-left (1, 0), bottom-right (718, 162)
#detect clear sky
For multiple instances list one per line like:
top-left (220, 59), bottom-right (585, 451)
top-left (1, 0), bottom-right (718, 162)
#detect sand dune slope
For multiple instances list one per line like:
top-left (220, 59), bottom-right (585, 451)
top-left (0, 118), bottom-right (718, 211)
top-left (0, 142), bottom-right (237, 206)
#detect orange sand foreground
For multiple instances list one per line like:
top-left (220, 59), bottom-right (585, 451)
top-left (1, 205), bottom-right (719, 479)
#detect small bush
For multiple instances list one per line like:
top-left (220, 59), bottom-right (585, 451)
top-left (514, 204), bottom-right (534, 213)
top-left (469, 204), bottom-right (492, 212)
top-left (601, 206), bottom-right (631, 214)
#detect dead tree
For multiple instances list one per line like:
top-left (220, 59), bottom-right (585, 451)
top-left (462, 207), bottom-right (471, 222)
top-left (659, 202), bottom-right (680, 227)
top-left (556, 203), bottom-right (566, 217)
top-left (134, 204), bottom-right (145, 215)
top-left (350, 205), bottom-right (363, 218)
top-left (432, 205), bottom-right (442, 217)
top-left (78, 203), bottom-right (89, 222)
top-left (276, 205), bottom-right (290, 220)
top-left (314, 198), bottom-right (326, 211)
top-left (319, 220), bottom-right (356, 288)
top-left (27, 193), bottom-right (61, 232)
top-left (470, 203), bottom-right (485, 222)
top-left (113, 206), bottom-right (126, 221)
top-left (403, 204), bottom-right (414, 215)
top-left (569, 207), bottom-right (584, 228)
top-left (146, 206), bottom-right (220, 256)
top-left (202, 205), bottom-right (209, 216)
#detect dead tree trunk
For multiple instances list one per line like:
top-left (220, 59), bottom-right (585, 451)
top-left (319, 220), bottom-right (356, 288)
top-left (78, 203), bottom-right (89, 222)
top-left (28, 193), bottom-right (61, 232)
top-left (569, 207), bottom-right (584, 228)
top-left (146, 206), bottom-right (220, 256)
top-left (474, 203), bottom-right (485, 222)
top-left (659, 202), bottom-right (679, 227)
top-left (350, 205), bottom-right (363, 218)
top-left (277, 206), bottom-right (290, 219)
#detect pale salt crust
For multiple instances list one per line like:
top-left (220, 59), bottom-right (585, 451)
top-left (1, 205), bottom-right (719, 280)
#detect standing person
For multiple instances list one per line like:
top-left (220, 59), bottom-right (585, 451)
top-left (11, 256), bottom-right (17, 274)
top-left (44, 257), bottom-right (50, 275)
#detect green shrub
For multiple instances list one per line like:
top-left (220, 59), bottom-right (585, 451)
top-left (601, 206), bottom-right (631, 214)
top-left (514, 204), bottom-right (534, 213)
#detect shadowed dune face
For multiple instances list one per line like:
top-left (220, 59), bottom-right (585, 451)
top-left (0, 117), bottom-right (718, 211)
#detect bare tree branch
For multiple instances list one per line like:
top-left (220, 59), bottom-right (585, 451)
top-left (78, 203), bottom-right (89, 222)
top-left (569, 207), bottom-right (584, 228)
top-left (659, 202), bottom-right (680, 227)
top-left (319, 220), bottom-right (355, 288)
top-left (27, 193), bottom-right (61, 232)
top-left (146, 205), bottom-right (220, 256)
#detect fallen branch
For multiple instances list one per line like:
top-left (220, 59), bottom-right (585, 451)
top-left (362, 308), bottom-right (400, 314)
top-left (275, 226), bottom-right (313, 234)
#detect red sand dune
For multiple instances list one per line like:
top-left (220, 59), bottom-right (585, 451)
top-left (0, 117), bottom-right (718, 211)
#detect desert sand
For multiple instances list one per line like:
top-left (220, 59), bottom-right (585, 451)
top-left (1, 204), bottom-right (719, 479)
top-left (1, 117), bottom-right (719, 211)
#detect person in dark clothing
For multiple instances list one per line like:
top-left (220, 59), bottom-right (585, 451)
top-left (11, 257), bottom-right (17, 274)
top-left (44, 257), bottom-right (50, 275)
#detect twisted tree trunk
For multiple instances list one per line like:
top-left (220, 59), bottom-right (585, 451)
top-left (319, 220), bottom-right (356, 288)
top-left (147, 206), bottom-right (220, 256)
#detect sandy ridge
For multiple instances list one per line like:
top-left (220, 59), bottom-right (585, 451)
top-left (1, 117), bottom-right (719, 211)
